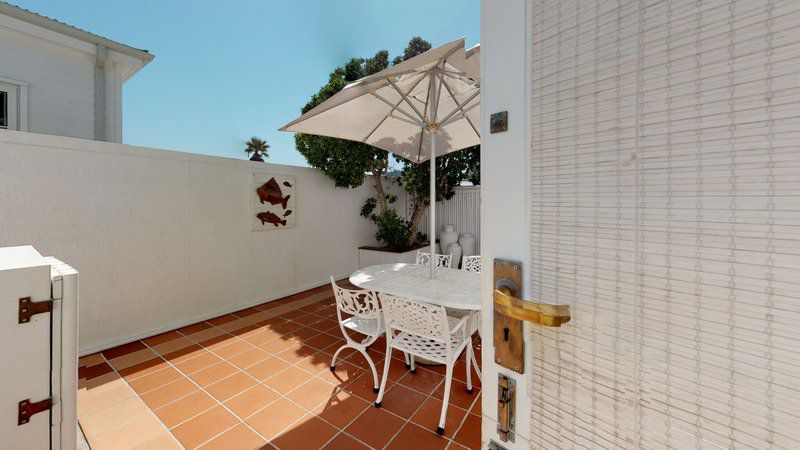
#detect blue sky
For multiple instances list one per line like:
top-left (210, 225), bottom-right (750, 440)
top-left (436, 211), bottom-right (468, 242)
top-left (15, 0), bottom-right (480, 166)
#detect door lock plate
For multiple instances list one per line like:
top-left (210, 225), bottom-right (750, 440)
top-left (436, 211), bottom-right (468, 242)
top-left (497, 374), bottom-right (516, 442)
top-left (493, 259), bottom-right (524, 373)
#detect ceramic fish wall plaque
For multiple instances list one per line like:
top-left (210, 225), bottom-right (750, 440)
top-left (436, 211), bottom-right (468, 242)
top-left (252, 173), bottom-right (296, 230)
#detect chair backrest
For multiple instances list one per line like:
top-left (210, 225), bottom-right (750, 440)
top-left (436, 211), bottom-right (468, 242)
top-left (415, 251), bottom-right (452, 268)
top-left (329, 276), bottom-right (380, 319)
top-left (379, 293), bottom-right (451, 343)
top-left (462, 255), bottom-right (481, 273)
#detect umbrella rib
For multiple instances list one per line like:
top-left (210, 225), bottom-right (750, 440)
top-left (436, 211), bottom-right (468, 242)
top-left (439, 77), bottom-right (480, 137)
top-left (387, 77), bottom-right (428, 123)
top-left (439, 97), bottom-right (480, 130)
top-left (370, 91), bottom-right (425, 127)
top-left (361, 72), bottom-right (428, 143)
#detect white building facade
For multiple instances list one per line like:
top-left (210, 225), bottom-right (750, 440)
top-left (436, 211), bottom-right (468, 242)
top-left (0, 2), bottom-right (153, 142)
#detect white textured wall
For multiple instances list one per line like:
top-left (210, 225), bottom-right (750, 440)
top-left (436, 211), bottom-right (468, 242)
top-left (0, 130), bottom-right (388, 354)
top-left (0, 20), bottom-right (128, 142)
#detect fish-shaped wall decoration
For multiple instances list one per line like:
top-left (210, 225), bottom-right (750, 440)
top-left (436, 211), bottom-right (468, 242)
top-left (283, 210), bottom-right (292, 217)
top-left (256, 211), bottom-right (287, 227)
top-left (283, 181), bottom-right (293, 188)
top-left (256, 177), bottom-right (291, 209)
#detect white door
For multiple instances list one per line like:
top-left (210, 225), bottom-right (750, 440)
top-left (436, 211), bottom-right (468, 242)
top-left (482, 1), bottom-right (800, 449)
top-left (0, 247), bottom-right (54, 449)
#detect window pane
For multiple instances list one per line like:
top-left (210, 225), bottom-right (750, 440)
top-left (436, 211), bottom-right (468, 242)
top-left (0, 91), bottom-right (6, 129)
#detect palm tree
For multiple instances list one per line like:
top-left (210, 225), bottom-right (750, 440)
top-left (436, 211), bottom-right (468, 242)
top-left (245, 137), bottom-right (270, 162)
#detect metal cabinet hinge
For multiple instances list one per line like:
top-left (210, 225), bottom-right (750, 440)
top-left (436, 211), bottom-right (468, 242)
top-left (18, 297), bottom-right (53, 323)
top-left (18, 398), bottom-right (52, 425)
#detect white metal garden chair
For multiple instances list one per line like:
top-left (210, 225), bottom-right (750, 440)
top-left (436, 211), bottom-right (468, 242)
top-left (329, 277), bottom-right (383, 393)
top-left (415, 251), bottom-right (452, 268)
top-left (375, 293), bottom-right (475, 435)
top-left (461, 255), bottom-right (481, 273)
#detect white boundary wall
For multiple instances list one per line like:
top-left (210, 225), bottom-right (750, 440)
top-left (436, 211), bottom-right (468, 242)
top-left (418, 186), bottom-right (481, 251)
top-left (0, 130), bottom-right (389, 354)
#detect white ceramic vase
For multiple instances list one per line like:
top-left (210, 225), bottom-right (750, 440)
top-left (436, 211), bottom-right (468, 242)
top-left (459, 233), bottom-right (476, 256)
top-left (447, 243), bottom-right (462, 269)
top-left (439, 225), bottom-right (459, 258)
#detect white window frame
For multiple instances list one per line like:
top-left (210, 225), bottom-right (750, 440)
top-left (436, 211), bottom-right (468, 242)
top-left (0, 77), bottom-right (28, 132)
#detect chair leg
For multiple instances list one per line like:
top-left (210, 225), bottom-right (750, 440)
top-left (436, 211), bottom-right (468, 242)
top-left (465, 343), bottom-right (473, 393)
top-left (375, 347), bottom-right (393, 408)
top-left (410, 355), bottom-right (416, 373)
top-left (470, 341), bottom-right (482, 383)
top-left (437, 362), bottom-right (454, 435)
top-left (404, 352), bottom-right (411, 369)
top-left (356, 347), bottom-right (380, 393)
top-left (330, 344), bottom-right (348, 370)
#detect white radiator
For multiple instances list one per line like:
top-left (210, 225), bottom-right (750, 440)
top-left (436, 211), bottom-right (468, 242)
top-left (0, 246), bottom-right (78, 449)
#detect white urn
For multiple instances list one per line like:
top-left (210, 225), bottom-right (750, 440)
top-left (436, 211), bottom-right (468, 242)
top-left (459, 233), bottom-right (477, 256)
top-left (447, 243), bottom-right (462, 269)
top-left (439, 225), bottom-right (459, 258)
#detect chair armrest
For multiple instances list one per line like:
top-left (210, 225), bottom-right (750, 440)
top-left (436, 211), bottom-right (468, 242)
top-left (449, 316), bottom-right (469, 335)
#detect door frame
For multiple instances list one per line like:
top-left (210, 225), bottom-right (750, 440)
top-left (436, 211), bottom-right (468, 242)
top-left (479, 0), bottom-right (535, 448)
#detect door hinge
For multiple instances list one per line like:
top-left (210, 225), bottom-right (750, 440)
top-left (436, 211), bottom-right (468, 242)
top-left (18, 297), bottom-right (53, 324)
top-left (18, 398), bottom-right (52, 425)
top-left (497, 373), bottom-right (516, 442)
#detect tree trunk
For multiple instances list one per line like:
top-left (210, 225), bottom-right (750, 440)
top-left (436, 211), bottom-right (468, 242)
top-left (405, 199), bottom-right (427, 246)
top-left (370, 159), bottom-right (389, 214)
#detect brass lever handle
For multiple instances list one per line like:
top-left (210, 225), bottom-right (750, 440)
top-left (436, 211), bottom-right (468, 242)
top-left (493, 287), bottom-right (571, 327)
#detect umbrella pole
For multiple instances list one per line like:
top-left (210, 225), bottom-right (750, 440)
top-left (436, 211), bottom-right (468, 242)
top-left (429, 130), bottom-right (436, 279)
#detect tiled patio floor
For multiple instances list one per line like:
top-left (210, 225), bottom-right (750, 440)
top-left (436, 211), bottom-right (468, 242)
top-left (77, 281), bottom-right (482, 449)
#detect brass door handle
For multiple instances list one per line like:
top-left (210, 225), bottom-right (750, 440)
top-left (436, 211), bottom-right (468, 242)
top-left (493, 287), bottom-right (570, 327)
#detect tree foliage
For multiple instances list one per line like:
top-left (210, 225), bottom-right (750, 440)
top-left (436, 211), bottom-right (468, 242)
top-left (245, 137), bottom-right (270, 162)
top-left (294, 36), bottom-right (480, 249)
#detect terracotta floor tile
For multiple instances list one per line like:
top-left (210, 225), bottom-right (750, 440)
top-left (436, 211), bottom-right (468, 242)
top-left (280, 309), bottom-right (309, 321)
top-left (131, 433), bottom-right (183, 449)
top-left (380, 383), bottom-right (427, 417)
top-left (212, 339), bottom-right (253, 359)
top-left (153, 389), bottom-right (217, 428)
top-left (198, 423), bottom-right (266, 450)
top-left (242, 329), bottom-right (277, 346)
top-left (149, 336), bottom-right (196, 356)
top-left (263, 365), bottom-right (313, 392)
top-left (286, 326), bottom-right (319, 342)
top-left (118, 357), bottom-right (169, 379)
top-left (305, 332), bottom-right (342, 351)
top-left (386, 422), bottom-right (448, 450)
top-left (286, 378), bottom-right (337, 410)
top-left (260, 337), bottom-right (302, 354)
top-left (102, 341), bottom-right (147, 360)
top-left (453, 412), bottom-right (482, 449)
top-left (432, 379), bottom-right (479, 410)
top-left (271, 415), bottom-right (339, 450)
top-left (344, 406), bottom-right (405, 449)
top-left (186, 326), bottom-right (226, 345)
top-left (396, 365), bottom-right (444, 395)
top-left (244, 357), bottom-right (291, 381)
top-left (78, 377), bottom-right (136, 417)
top-left (228, 347), bottom-right (270, 370)
top-left (140, 377), bottom-right (198, 409)
top-left (447, 442), bottom-right (471, 450)
top-left (78, 371), bottom-right (121, 393)
top-left (173, 350), bottom-right (222, 373)
top-left (79, 362), bottom-right (114, 380)
top-left (229, 323), bottom-right (260, 338)
top-left (87, 410), bottom-right (166, 449)
top-left (410, 397), bottom-right (467, 439)
top-left (143, 331), bottom-right (182, 346)
top-left (215, 318), bottom-right (251, 333)
top-left (452, 358), bottom-right (482, 388)
top-left (79, 397), bottom-right (152, 438)
top-left (295, 351), bottom-right (338, 375)
top-left (224, 384), bottom-right (280, 418)
top-left (310, 390), bottom-right (370, 429)
top-left (341, 349), bottom-right (385, 374)
top-left (232, 307), bottom-right (260, 318)
top-left (79, 353), bottom-right (105, 367)
top-left (189, 362), bottom-right (238, 387)
top-left (128, 366), bottom-right (183, 394)
top-left (207, 314), bottom-right (238, 326)
top-left (245, 397), bottom-right (306, 439)
top-left (321, 433), bottom-right (371, 450)
top-left (205, 371), bottom-right (258, 402)
top-left (178, 321), bottom-right (212, 335)
top-left (275, 344), bottom-right (320, 365)
top-left (171, 405), bottom-right (240, 449)
top-left (108, 348), bottom-right (159, 370)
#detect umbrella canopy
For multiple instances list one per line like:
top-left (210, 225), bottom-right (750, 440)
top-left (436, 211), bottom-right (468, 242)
top-left (280, 38), bottom-right (480, 162)
top-left (280, 38), bottom-right (480, 277)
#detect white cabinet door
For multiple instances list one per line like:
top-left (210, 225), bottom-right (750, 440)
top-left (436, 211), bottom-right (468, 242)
top-left (0, 247), bottom-right (54, 449)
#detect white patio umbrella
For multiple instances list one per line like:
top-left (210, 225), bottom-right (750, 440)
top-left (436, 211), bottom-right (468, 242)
top-left (280, 38), bottom-right (480, 278)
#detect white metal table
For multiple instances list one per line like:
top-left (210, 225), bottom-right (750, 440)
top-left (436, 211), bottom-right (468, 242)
top-left (349, 263), bottom-right (481, 311)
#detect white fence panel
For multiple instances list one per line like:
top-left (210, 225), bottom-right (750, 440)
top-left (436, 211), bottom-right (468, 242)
top-left (418, 186), bottom-right (481, 251)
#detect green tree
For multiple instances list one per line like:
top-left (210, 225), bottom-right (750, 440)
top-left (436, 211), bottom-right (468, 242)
top-left (245, 137), bottom-right (270, 162)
